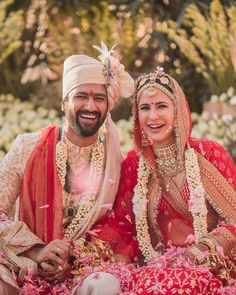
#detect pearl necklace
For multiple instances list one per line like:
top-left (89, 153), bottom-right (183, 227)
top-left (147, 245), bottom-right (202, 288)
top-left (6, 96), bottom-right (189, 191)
top-left (133, 148), bottom-right (208, 261)
top-left (56, 131), bottom-right (105, 240)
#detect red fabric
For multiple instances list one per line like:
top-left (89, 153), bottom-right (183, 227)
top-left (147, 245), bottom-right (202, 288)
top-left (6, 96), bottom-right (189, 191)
top-left (90, 138), bottom-right (236, 294)
top-left (189, 137), bottom-right (236, 189)
top-left (130, 267), bottom-right (222, 294)
top-left (92, 151), bottom-right (140, 260)
top-left (20, 126), bottom-right (63, 243)
top-left (93, 139), bottom-right (236, 259)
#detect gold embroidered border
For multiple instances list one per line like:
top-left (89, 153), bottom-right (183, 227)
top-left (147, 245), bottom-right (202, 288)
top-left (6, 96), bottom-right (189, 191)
top-left (198, 152), bottom-right (236, 225)
top-left (166, 178), bottom-right (192, 220)
top-left (147, 175), bottom-right (164, 246)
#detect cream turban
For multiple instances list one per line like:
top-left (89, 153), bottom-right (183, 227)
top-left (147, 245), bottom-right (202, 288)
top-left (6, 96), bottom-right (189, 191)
top-left (62, 43), bottom-right (134, 110)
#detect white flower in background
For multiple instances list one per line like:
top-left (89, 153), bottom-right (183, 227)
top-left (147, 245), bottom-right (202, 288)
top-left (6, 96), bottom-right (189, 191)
top-left (219, 93), bottom-right (227, 102)
top-left (191, 108), bottom-right (236, 161)
top-left (230, 95), bottom-right (236, 106)
top-left (210, 95), bottom-right (218, 102)
top-left (210, 87), bottom-right (236, 106)
top-left (201, 111), bottom-right (210, 121)
top-left (1, 90), bottom-right (235, 163)
top-left (227, 87), bottom-right (234, 98)
top-left (116, 117), bottom-right (133, 155)
top-left (0, 94), bottom-right (62, 160)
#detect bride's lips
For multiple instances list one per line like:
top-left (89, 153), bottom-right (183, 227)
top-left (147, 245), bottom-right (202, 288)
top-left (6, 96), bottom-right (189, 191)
top-left (147, 123), bottom-right (165, 132)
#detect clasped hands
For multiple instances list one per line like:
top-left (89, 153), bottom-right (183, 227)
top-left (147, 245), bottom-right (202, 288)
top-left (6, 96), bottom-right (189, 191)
top-left (25, 239), bottom-right (73, 283)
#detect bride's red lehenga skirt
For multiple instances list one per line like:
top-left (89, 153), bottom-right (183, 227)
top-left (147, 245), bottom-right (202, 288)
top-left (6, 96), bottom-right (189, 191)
top-left (128, 267), bottom-right (222, 295)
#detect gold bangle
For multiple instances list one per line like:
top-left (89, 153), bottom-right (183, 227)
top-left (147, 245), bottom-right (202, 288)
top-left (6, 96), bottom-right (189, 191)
top-left (188, 246), bottom-right (206, 264)
top-left (113, 253), bottom-right (131, 264)
top-left (198, 236), bottom-right (217, 253)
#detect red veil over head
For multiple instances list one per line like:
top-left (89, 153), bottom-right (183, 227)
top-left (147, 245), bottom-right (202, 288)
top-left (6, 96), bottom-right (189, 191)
top-left (133, 71), bottom-right (236, 226)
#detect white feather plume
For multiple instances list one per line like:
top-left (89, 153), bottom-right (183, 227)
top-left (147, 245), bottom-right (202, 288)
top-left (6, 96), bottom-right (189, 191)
top-left (93, 41), bottom-right (117, 62)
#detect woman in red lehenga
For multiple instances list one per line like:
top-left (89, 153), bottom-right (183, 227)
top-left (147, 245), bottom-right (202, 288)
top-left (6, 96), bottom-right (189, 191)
top-left (81, 68), bottom-right (236, 295)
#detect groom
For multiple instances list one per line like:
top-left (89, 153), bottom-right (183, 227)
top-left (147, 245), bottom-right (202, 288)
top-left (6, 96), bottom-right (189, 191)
top-left (0, 44), bottom-right (134, 294)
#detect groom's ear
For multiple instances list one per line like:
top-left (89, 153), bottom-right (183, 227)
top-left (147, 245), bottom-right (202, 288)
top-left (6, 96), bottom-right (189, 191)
top-left (61, 98), bottom-right (67, 112)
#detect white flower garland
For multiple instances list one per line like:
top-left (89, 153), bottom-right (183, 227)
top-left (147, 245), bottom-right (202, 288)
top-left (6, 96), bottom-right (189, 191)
top-left (56, 135), bottom-right (105, 240)
top-left (133, 148), bottom-right (208, 261)
top-left (185, 147), bottom-right (208, 241)
top-left (132, 157), bottom-right (156, 261)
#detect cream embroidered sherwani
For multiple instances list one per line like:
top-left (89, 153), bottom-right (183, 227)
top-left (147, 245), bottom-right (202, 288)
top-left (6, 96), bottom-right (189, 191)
top-left (0, 132), bottom-right (99, 289)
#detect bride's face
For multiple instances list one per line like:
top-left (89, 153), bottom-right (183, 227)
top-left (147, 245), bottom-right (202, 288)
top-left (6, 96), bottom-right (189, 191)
top-left (138, 88), bottom-right (175, 146)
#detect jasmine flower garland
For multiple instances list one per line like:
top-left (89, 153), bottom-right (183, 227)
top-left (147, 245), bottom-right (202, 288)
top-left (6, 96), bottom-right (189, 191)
top-left (132, 157), bottom-right (156, 262)
top-left (185, 147), bottom-right (208, 241)
top-left (133, 148), bottom-right (208, 261)
top-left (56, 134), bottom-right (105, 240)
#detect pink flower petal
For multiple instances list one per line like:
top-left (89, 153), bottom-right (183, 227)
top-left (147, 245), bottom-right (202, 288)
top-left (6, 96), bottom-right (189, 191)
top-left (18, 239), bottom-right (24, 246)
top-left (216, 245), bottom-right (225, 258)
top-left (168, 222), bottom-right (172, 232)
top-left (0, 213), bottom-right (8, 221)
top-left (108, 179), bottom-right (115, 187)
top-left (92, 273), bottom-right (100, 280)
top-left (101, 203), bottom-right (113, 210)
top-left (116, 55), bottom-right (123, 61)
top-left (155, 242), bottom-right (163, 250)
top-left (39, 204), bottom-right (49, 209)
top-left (88, 229), bottom-right (101, 237)
top-left (11, 271), bottom-right (17, 281)
top-left (184, 234), bottom-right (195, 244)
top-left (167, 240), bottom-right (172, 247)
top-left (0, 251), bottom-right (4, 258)
top-left (125, 214), bottom-right (133, 224)
top-left (108, 210), bottom-right (115, 218)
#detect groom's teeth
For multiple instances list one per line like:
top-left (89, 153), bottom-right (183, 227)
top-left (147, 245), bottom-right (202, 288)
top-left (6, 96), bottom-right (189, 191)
top-left (81, 115), bottom-right (96, 119)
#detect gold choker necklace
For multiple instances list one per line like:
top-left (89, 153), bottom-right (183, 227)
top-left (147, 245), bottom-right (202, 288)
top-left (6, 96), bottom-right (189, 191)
top-left (153, 142), bottom-right (182, 177)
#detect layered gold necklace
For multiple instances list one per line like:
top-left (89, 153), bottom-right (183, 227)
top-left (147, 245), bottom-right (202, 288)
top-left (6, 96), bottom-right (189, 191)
top-left (153, 142), bottom-right (184, 177)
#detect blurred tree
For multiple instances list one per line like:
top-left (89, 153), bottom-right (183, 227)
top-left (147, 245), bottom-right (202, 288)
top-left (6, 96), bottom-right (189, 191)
top-left (0, 0), bottom-right (24, 64)
top-left (1, 0), bottom-right (235, 118)
top-left (0, 0), bottom-right (26, 97)
top-left (156, 0), bottom-right (236, 95)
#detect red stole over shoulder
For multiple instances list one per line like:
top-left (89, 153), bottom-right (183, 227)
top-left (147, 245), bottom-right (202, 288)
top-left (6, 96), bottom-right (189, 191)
top-left (20, 126), bottom-right (63, 243)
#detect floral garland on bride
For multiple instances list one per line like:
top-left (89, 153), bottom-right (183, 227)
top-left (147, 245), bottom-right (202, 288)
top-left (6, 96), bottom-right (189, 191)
top-left (56, 131), bottom-right (105, 240)
top-left (133, 147), bottom-right (208, 262)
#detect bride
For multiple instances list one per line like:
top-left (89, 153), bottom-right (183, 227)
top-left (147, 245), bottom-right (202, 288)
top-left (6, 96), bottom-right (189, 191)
top-left (80, 67), bottom-right (236, 294)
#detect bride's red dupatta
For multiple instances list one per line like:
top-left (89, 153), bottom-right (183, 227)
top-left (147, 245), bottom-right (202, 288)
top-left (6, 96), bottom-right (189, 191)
top-left (20, 126), bottom-right (63, 243)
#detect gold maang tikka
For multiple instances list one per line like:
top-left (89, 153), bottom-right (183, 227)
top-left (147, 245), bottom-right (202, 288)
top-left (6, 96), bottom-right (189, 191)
top-left (146, 78), bottom-right (157, 96)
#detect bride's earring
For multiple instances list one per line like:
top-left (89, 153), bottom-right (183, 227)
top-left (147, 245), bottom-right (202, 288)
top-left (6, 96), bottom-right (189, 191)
top-left (166, 125), bottom-right (173, 133)
top-left (141, 130), bottom-right (149, 147)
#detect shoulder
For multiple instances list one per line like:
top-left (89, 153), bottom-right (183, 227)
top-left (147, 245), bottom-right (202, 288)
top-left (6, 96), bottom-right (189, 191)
top-left (15, 131), bottom-right (41, 146)
top-left (13, 132), bottom-right (41, 158)
top-left (9, 131), bottom-right (41, 169)
top-left (189, 137), bottom-right (230, 161)
top-left (189, 137), bottom-right (236, 187)
top-left (121, 150), bottom-right (139, 172)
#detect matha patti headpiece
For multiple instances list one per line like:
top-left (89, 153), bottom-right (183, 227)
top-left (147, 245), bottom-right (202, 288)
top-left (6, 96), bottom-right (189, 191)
top-left (136, 66), bottom-right (174, 101)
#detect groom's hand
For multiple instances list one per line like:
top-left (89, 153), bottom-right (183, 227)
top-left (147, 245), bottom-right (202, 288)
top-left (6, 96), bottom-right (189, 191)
top-left (25, 239), bottom-right (71, 266)
top-left (41, 260), bottom-right (71, 283)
